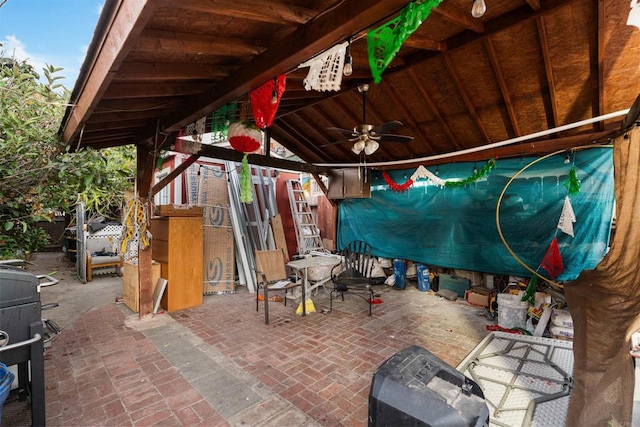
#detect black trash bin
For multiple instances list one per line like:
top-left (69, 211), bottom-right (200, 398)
top-left (369, 345), bottom-right (489, 427)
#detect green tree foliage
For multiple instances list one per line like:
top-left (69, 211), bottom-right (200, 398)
top-left (0, 55), bottom-right (135, 258)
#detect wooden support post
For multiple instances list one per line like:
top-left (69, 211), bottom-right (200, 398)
top-left (136, 143), bottom-right (156, 318)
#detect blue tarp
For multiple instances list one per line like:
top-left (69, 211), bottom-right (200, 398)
top-left (337, 148), bottom-right (615, 281)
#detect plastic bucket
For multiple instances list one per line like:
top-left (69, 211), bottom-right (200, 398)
top-left (393, 259), bottom-right (406, 290)
top-left (0, 363), bottom-right (15, 424)
top-left (497, 293), bottom-right (529, 329)
top-left (416, 264), bottom-right (430, 291)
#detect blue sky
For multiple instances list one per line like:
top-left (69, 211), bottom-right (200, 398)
top-left (0, 0), bottom-right (105, 90)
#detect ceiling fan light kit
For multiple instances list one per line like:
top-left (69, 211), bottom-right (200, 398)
top-left (324, 83), bottom-right (413, 156)
top-left (364, 139), bottom-right (380, 155)
top-left (352, 140), bottom-right (366, 155)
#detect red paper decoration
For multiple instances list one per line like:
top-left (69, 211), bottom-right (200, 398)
top-left (541, 237), bottom-right (563, 278)
top-left (383, 171), bottom-right (413, 192)
top-left (230, 135), bottom-right (260, 153)
top-left (228, 122), bottom-right (261, 153)
top-left (250, 75), bottom-right (286, 129)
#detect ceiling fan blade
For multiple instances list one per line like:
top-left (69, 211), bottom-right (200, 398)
top-left (379, 134), bottom-right (414, 143)
top-left (326, 126), bottom-right (357, 137)
top-left (320, 134), bottom-right (364, 148)
top-left (372, 120), bottom-right (403, 134)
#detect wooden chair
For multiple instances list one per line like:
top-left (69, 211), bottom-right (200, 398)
top-left (85, 235), bottom-right (123, 282)
top-left (330, 240), bottom-right (375, 316)
top-left (254, 249), bottom-right (302, 325)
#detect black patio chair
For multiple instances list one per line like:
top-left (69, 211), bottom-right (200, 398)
top-left (329, 240), bottom-right (375, 316)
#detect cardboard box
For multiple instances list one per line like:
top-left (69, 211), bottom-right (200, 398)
top-left (123, 260), bottom-right (161, 312)
top-left (202, 221), bottom-right (235, 294)
top-left (465, 286), bottom-right (492, 308)
top-left (199, 169), bottom-right (235, 295)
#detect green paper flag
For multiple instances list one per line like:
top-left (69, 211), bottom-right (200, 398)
top-left (521, 275), bottom-right (537, 305)
top-left (563, 166), bottom-right (581, 196)
top-left (368, 0), bottom-right (443, 83)
top-left (240, 154), bottom-right (253, 203)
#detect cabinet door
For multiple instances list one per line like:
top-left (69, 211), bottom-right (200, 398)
top-left (328, 168), bottom-right (371, 199)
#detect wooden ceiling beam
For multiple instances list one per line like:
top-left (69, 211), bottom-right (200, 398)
top-left (268, 122), bottom-right (311, 159)
top-left (136, 30), bottom-right (266, 56)
top-left (80, 131), bottom-right (135, 141)
top-left (536, 16), bottom-right (558, 129)
top-left (102, 82), bottom-right (212, 99)
top-left (399, 0), bottom-right (576, 71)
top-left (82, 139), bottom-right (133, 150)
top-left (484, 38), bottom-right (520, 136)
top-left (597, 0), bottom-right (605, 131)
top-left (113, 63), bottom-right (236, 81)
top-left (304, 107), bottom-right (359, 159)
top-left (152, 0), bottom-right (410, 136)
top-left (379, 81), bottom-right (429, 158)
top-left (89, 109), bottom-right (170, 123)
top-left (161, 0), bottom-right (317, 26)
top-left (280, 90), bottom-right (328, 100)
top-left (173, 137), bottom-right (332, 174)
top-left (403, 35), bottom-right (447, 52)
top-left (61, 0), bottom-right (158, 144)
top-left (432, 1), bottom-right (485, 33)
top-left (294, 110), bottom-right (349, 156)
top-left (84, 119), bottom-right (149, 131)
top-left (94, 98), bottom-right (182, 114)
top-left (407, 68), bottom-right (460, 150)
top-left (443, 52), bottom-right (492, 143)
top-left (524, 0), bottom-right (541, 11)
top-left (267, 120), bottom-right (333, 164)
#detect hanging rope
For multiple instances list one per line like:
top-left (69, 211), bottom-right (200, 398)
top-left (121, 196), bottom-right (152, 253)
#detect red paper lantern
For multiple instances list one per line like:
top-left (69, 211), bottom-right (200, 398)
top-left (228, 122), bottom-right (261, 153)
top-left (250, 75), bottom-right (286, 129)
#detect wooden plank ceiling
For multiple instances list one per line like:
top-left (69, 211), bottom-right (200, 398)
top-left (59, 0), bottom-right (640, 170)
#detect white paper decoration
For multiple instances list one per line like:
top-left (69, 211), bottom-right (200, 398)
top-left (298, 42), bottom-right (348, 92)
top-left (411, 165), bottom-right (445, 187)
top-left (557, 196), bottom-right (577, 237)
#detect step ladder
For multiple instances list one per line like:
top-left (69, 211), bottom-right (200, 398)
top-left (287, 179), bottom-right (324, 255)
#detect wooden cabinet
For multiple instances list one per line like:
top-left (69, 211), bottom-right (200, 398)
top-left (327, 168), bottom-right (371, 199)
top-left (151, 213), bottom-right (203, 311)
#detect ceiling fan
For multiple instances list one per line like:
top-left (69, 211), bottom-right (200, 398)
top-left (323, 83), bottom-right (413, 155)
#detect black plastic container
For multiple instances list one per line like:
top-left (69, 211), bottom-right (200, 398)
top-left (369, 345), bottom-right (489, 427)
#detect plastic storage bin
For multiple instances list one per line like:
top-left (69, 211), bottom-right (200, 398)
top-left (438, 274), bottom-right (471, 297)
top-left (498, 293), bottom-right (529, 329)
top-left (416, 264), bottom-right (430, 291)
top-left (393, 259), bottom-right (406, 290)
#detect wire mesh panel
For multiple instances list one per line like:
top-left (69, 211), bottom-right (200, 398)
top-left (457, 331), bottom-right (573, 427)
